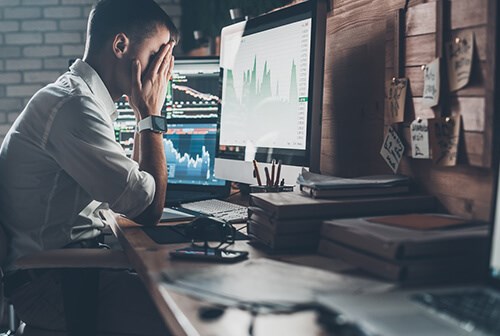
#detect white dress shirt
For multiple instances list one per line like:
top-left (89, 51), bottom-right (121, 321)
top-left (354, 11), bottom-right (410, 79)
top-left (0, 59), bottom-right (155, 271)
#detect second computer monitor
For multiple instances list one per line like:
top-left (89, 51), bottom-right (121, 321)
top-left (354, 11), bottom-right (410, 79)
top-left (165, 57), bottom-right (220, 120)
top-left (215, 0), bottom-right (327, 185)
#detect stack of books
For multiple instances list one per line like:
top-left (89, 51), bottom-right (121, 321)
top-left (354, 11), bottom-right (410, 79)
top-left (247, 191), bottom-right (437, 251)
top-left (318, 214), bottom-right (489, 284)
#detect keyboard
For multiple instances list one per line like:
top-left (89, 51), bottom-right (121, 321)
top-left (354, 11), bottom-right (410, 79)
top-left (180, 199), bottom-right (248, 223)
top-left (412, 289), bottom-right (500, 334)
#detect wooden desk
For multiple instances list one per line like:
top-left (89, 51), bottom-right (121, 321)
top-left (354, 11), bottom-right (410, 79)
top-left (103, 210), bottom-right (366, 336)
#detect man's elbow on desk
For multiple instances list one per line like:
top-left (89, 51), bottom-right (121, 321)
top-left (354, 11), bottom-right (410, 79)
top-left (130, 187), bottom-right (164, 226)
top-left (132, 202), bottom-right (163, 226)
top-left (111, 176), bottom-right (163, 226)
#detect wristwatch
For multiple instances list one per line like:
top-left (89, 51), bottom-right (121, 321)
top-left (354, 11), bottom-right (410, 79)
top-left (137, 116), bottom-right (168, 134)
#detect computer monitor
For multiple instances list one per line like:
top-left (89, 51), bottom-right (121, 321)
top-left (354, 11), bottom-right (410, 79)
top-left (114, 57), bottom-right (230, 203)
top-left (114, 57), bottom-right (221, 155)
top-left (164, 122), bottom-right (225, 187)
top-left (214, 0), bottom-right (327, 186)
top-left (165, 57), bottom-right (220, 119)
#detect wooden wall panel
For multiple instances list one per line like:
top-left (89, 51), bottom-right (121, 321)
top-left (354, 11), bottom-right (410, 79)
top-left (450, 0), bottom-right (488, 29)
top-left (321, 0), bottom-right (497, 221)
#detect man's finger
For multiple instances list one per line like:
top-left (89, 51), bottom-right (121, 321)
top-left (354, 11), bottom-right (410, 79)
top-left (159, 50), bottom-right (172, 76)
top-left (151, 43), bottom-right (170, 75)
top-left (165, 56), bottom-right (174, 80)
top-left (131, 59), bottom-right (142, 90)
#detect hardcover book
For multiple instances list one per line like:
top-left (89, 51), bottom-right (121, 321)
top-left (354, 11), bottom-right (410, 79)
top-left (249, 192), bottom-right (436, 219)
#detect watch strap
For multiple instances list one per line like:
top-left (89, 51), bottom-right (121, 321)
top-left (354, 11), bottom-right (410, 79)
top-left (137, 116), bottom-right (166, 133)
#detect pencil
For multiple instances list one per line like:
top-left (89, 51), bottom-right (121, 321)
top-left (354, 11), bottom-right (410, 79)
top-left (274, 160), bottom-right (282, 187)
top-left (271, 159), bottom-right (275, 187)
top-left (264, 167), bottom-right (271, 187)
top-left (252, 159), bottom-right (262, 186)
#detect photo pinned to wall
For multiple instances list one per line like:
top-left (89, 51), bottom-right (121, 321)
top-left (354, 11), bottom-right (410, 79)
top-left (422, 58), bottom-right (440, 108)
top-left (410, 118), bottom-right (430, 159)
top-left (380, 126), bottom-right (405, 173)
top-left (429, 115), bottom-right (461, 167)
top-left (385, 77), bottom-right (408, 125)
top-left (446, 32), bottom-right (475, 92)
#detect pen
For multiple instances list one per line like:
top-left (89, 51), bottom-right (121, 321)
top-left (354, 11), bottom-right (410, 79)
top-left (271, 159), bottom-right (275, 187)
top-left (252, 160), bottom-right (262, 186)
top-left (274, 160), bottom-right (282, 187)
top-left (264, 167), bottom-right (271, 187)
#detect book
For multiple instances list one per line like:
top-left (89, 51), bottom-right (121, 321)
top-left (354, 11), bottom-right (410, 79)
top-left (300, 184), bottom-right (409, 198)
top-left (247, 220), bottom-right (319, 250)
top-left (247, 206), bottom-right (322, 234)
top-left (320, 215), bottom-right (489, 260)
top-left (249, 192), bottom-right (436, 220)
top-left (297, 169), bottom-right (410, 199)
top-left (367, 213), bottom-right (472, 230)
top-left (318, 238), bottom-right (486, 283)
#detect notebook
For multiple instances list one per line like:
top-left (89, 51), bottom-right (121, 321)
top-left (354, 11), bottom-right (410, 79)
top-left (317, 161), bottom-right (500, 336)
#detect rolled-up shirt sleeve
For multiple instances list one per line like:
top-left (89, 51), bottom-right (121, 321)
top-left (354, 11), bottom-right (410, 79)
top-left (43, 95), bottom-right (155, 218)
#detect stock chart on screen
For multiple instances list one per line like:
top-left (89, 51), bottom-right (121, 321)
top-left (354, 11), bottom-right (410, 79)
top-left (219, 17), bottom-right (311, 151)
top-left (164, 123), bottom-right (225, 186)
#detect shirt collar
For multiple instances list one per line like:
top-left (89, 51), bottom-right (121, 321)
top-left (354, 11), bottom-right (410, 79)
top-left (69, 59), bottom-right (118, 120)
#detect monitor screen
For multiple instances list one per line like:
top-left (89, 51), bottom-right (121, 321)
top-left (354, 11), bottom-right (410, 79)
top-left (215, 0), bottom-right (327, 185)
top-left (114, 95), bottom-right (135, 156)
top-left (164, 122), bottom-right (225, 186)
top-left (165, 57), bottom-right (220, 119)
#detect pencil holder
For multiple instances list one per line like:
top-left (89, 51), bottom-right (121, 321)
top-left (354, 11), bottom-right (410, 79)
top-left (249, 185), bottom-right (295, 193)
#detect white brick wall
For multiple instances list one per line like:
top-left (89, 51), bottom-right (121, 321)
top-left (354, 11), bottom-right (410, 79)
top-left (0, 0), bottom-right (181, 143)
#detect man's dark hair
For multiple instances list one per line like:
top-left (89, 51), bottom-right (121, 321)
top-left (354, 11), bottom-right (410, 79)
top-left (87, 0), bottom-right (179, 52)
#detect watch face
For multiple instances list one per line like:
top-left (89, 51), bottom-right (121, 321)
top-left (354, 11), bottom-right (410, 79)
top-left (153, 116), bottom-right (167, 131)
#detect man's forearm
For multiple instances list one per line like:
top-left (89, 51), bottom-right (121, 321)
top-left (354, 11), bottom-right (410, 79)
top-left (133, 131), bottom-right (167, 225)
top-left (132, 131), bottom-right (141, 163)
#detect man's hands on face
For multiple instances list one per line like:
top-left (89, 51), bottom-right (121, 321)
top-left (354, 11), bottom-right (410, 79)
top-left (129, 42), bottom-right (175, 120)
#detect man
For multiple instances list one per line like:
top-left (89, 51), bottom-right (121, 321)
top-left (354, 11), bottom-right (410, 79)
top-left (0, 0), bottom-right (178, 334)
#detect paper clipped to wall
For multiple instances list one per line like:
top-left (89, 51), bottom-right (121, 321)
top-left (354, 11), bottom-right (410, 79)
top-left (410, 118), bottom-right (430, 159)
top-left (385, 78), bottom-right (408, 124)
top-left (422, 58), bottom-right (440, 108)
top-left (380, 126), bottom-right (405, 173)
top-left (429, 115), bottom-right (461, 166)
top-left (446, 32), bottom-right (474, 92)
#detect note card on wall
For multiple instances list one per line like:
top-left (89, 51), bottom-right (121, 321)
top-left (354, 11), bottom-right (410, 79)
top-left (410, 118), bottom-right (430, 159)
top-left (385, 78), bottom-right (408, 124)
top-left (429, 115), bottom-right (461, 166)
top-left (422, 58), bottom-right (440, 108)
top-left (380, 126), bottom-right (405, 173)
top-left (446, 32), bottom-right (474, 92)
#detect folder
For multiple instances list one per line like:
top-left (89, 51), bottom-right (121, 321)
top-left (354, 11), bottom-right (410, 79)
top-left (297, 169), bottom-right (411, 199)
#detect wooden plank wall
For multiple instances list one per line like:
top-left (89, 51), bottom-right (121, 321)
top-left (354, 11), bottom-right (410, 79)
top-left (320, 0), bottom-right (497, 221)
